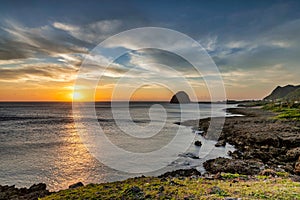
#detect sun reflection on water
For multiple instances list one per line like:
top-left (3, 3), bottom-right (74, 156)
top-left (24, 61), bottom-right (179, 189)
top-left (48, 113), bottom-right (105, 190)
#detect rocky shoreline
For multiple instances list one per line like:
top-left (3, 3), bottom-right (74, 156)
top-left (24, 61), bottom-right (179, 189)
top-left (2, 106), bottom-right (300, 199)
top-left (184, 106), bottom-right (300, 176)
top-left (0, 183), bottom-right (50, 200)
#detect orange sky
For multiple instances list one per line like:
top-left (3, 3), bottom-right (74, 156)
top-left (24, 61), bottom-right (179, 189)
top-left (0, 81), bottom-right (271, 102)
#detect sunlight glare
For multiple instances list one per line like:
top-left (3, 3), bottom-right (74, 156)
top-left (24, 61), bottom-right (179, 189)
top-left (71, 92), bottom-right (84, 101)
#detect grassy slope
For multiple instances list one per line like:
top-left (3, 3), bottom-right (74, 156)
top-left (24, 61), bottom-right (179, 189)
top-left (263, 103), bottom-right (300, 121)
top-left (42, 174), bottom-right (300, 200)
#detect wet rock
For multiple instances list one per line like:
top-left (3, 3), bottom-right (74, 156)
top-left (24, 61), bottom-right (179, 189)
top-left (215, 139), bottom-right (226, 147)
top-left (194, 140), bottom-right (202, 147)
top-left (69, 182), bottom-right (84, 189)
top-left (203, 157), bottom-right (264, 175)
top-left (294, 156), bottom-right (300, 175)
top-left (228, 150), bottom-right (243, 159)
top-left (158, 168), bottom-right (201, 178)
top-left (195, 130), bottom-right (205, 135)
top-left (178, 152), bottom-right (199, 159)
top-left (286, 147), bottom-right (300, 160)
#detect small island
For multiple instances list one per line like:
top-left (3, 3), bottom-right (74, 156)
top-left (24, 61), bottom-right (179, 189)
top-left (170, 91), bottom-right (191, 104)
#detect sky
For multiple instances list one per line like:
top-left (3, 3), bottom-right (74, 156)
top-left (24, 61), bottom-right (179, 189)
top-left (0, 0), bottom-right (300, 101)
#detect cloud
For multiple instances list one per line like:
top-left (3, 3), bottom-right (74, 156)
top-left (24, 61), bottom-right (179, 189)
top-left (0, 63), bottom-right (77, 83)
top-left (0, 20), bottom-right (88, 60)
top-left (208, 18), bottom-right (300, 76)
top-left (53, 20), bottom-right (123, 43)
top-left (127, 49), bottom-right (200, 78)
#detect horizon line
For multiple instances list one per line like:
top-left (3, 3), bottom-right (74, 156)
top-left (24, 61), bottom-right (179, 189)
top-left (0, 99), bottom-right (261, 103)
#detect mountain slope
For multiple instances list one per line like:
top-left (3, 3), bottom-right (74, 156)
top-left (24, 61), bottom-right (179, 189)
top-left (284, 88), bottom-right (300, 101)
top-left (264, 85), bottom-right (300, 101)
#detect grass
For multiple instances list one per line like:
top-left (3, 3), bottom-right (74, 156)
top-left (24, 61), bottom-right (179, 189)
top-left (263, 103), bottom-right (300, 121)
top-left (276, 108), bottom-right (300, 120)
top-left (41, 175), bottom-right (300, 200)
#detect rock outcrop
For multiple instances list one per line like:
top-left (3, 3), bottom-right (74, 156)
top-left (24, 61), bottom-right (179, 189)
top-left (203, 157), bottom-right (264, 175)
top-left (69, 182), bottom-right (84, 189)
top-left (194, 107), bottom-right (300, 174)
top-left (158, 168), bottom-right (201, 178)
top-left (0, 183), bottom-right (50, 200)
top-left (170, 91), bottom-right (191, 104)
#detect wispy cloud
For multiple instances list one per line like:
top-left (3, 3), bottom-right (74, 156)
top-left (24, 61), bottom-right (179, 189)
top-left (0, 63), bottom-right (77, 83)
top-left (0, 20), bottom-right (88, 60)
top-left (53, 20), bottom-right (122, 43)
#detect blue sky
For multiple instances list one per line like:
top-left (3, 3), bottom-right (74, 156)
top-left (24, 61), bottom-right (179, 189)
top-left (0, 0), bottom-right (300, 101)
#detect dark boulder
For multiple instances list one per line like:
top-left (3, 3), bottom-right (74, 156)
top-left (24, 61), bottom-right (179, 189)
top-left (69, 182), bottom-right (84, 189)
top-left (215, 140), bottom-right (226, 147)
top-left (158, 168), bottom-right (201, 178)
top-left (194, 140), bottom-right (202, 147)
top-left (178, 152), bottom-right (199, 159)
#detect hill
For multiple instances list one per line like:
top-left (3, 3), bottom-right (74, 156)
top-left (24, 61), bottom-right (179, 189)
top-left (264, 84), bottom-right (300, 101)
top-left (284, 88), bottom-right (300, 101)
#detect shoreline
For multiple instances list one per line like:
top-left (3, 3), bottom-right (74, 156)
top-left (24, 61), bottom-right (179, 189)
top-left (203, 106), bottom-right (300, 176)
top-left (1, 105), bottom-right (300, 199)
top-left (181, 105), bottom-right (300, 176)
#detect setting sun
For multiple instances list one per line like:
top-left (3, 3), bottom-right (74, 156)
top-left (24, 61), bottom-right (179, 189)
top-left (71, 91), bottom-right (84, 101)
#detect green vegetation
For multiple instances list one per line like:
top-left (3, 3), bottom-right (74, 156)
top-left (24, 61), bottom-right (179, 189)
top-left (263, 103), bottom-right (300, 121)
top-left (275, 171), bottom-right (290, 178)
top-left (42, 175), bottom-right (300, 200)
top-left (220, 173), bottom-right (247, 179)
top-left (276, 109), bottom-right (300, 120)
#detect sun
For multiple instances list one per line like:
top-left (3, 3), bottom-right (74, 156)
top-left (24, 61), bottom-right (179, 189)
top-left (70, 91), bottom-right (85, 101)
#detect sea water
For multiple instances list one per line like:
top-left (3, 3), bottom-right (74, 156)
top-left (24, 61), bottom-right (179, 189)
top-left (0, 102), bottom-right (236, 191)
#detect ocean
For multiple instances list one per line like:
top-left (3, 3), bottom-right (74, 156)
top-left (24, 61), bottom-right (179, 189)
top-left (0, 102), bottom-right (236, 191)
